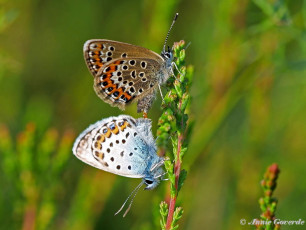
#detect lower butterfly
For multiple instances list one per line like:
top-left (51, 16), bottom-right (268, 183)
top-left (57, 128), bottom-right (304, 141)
top-left (72, 115), bottom-right (166, 216)
top-left (83, 13), bottom-right (179, 117)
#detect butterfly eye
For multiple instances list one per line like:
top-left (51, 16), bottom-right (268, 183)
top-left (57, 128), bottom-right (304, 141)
top-left (145, 179), bottom-right (153, 185)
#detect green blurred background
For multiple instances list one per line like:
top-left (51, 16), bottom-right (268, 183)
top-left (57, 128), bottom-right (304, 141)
top-left (1, 0), bottom-right (306, 229)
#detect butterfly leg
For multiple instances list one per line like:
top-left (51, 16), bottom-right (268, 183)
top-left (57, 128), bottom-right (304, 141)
top-left (150, 157), bottom-right (165, 172)
top-left (154, 171), bottom-right (168, 179)
top-left (158, 84), bottom-right (166, 104)
top-left (171, 62), bottom-right (182, 83)
top-left (171, 62), bottom-right (182, 75)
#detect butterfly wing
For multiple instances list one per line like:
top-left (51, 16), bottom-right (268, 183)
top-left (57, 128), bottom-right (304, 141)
top-left (93, 57), bottom-right (166, 110)
top-left (73, 115), bottom-right (158, 178)
top-left (83, 39), bottom-right (163, 77)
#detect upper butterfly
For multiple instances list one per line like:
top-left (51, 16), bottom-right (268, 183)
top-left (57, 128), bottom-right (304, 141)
top-left (83, 13), bottom-right (179, 115)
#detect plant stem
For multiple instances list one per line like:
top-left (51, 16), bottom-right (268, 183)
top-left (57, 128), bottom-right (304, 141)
top-left (165, 135), bottom-right (182, 229)
top-left (157, 40), bottom-right (192, 230)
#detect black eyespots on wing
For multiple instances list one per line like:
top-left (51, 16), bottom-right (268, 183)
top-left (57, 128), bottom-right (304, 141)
top-left (131, 70), bottom-right (136, 78)
top-left (122, 139), bottom-right (126, 144)
top-left (128, 165), bottom-right (131, 170)
top-left (102, 128), bottom-right (108, 134)
top-left (125, 132), bottom-right (130, 138)
top-left (129, 152), bottom-right (133, 156)
top-left (129, 60), bottom-right (136, 66)
top-left (116, 165), bottom-right (121, 170)
top-left (141, 61), bottom-right (147, 69)
top-left (113, 91), bottom-right (119, 97)
top-left (122, 53), bottom-right (127, 58)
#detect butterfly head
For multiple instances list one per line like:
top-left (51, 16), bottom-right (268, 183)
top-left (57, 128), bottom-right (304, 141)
top-left (143, 162), bottom-right (165, 190)
top-left (161, 45), bottom-right (174, 67)
top-left (143, 176), bottom-right (161, 190)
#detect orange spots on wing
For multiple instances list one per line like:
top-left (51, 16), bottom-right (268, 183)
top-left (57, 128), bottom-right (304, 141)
top-left (123, 93), bottom-right (132, 100)
top-left (104, 128), bottom-right (112, 138)
top-left (109, 65), bottom-right (117, 72)
top-left (96, 135), bottom-right (105, 143)
top-left (94, 151), bottom-right (104, 160)
top-left (111, 125), bottom-right (119, 134)
top-left (119, 121), bottom-right (128, 131)
top-left (94, 141), bottom-right (101, 150)
top-left (113, 60), bottom-right (122, 65)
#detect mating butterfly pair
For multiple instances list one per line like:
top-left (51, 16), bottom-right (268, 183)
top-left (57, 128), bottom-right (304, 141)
top-left (73, 14), bottom-right (179, 216)
top-left (83, 14), bottom-right (178, 115)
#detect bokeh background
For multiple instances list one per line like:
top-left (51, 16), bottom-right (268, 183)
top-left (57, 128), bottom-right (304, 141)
top-left (1, 0), bottom-right (306, 229)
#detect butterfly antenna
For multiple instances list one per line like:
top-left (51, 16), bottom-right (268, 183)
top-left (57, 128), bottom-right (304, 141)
top-left (114, 181), bottom-right (144, 217)
top-left (163, 13), bottom-right (179, 52)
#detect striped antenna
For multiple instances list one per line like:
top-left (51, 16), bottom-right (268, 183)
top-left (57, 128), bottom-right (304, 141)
top-left (163, 13), bottom-right (179, 52)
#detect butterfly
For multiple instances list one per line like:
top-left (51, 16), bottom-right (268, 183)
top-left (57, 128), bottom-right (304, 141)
top-left (83, 13), bottom-right (179, 116)
top-left (72, 115), bottom-right (165, 216)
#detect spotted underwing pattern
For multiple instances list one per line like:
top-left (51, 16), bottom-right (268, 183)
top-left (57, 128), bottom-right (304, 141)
top-left (73, 115), bottom-right (165, 190)
top-left (83, 40), bottom-right (174, 113)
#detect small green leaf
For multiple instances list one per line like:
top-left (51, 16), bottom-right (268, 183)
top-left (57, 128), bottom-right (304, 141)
top-left (178, 170), bottom-right (187, 192)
